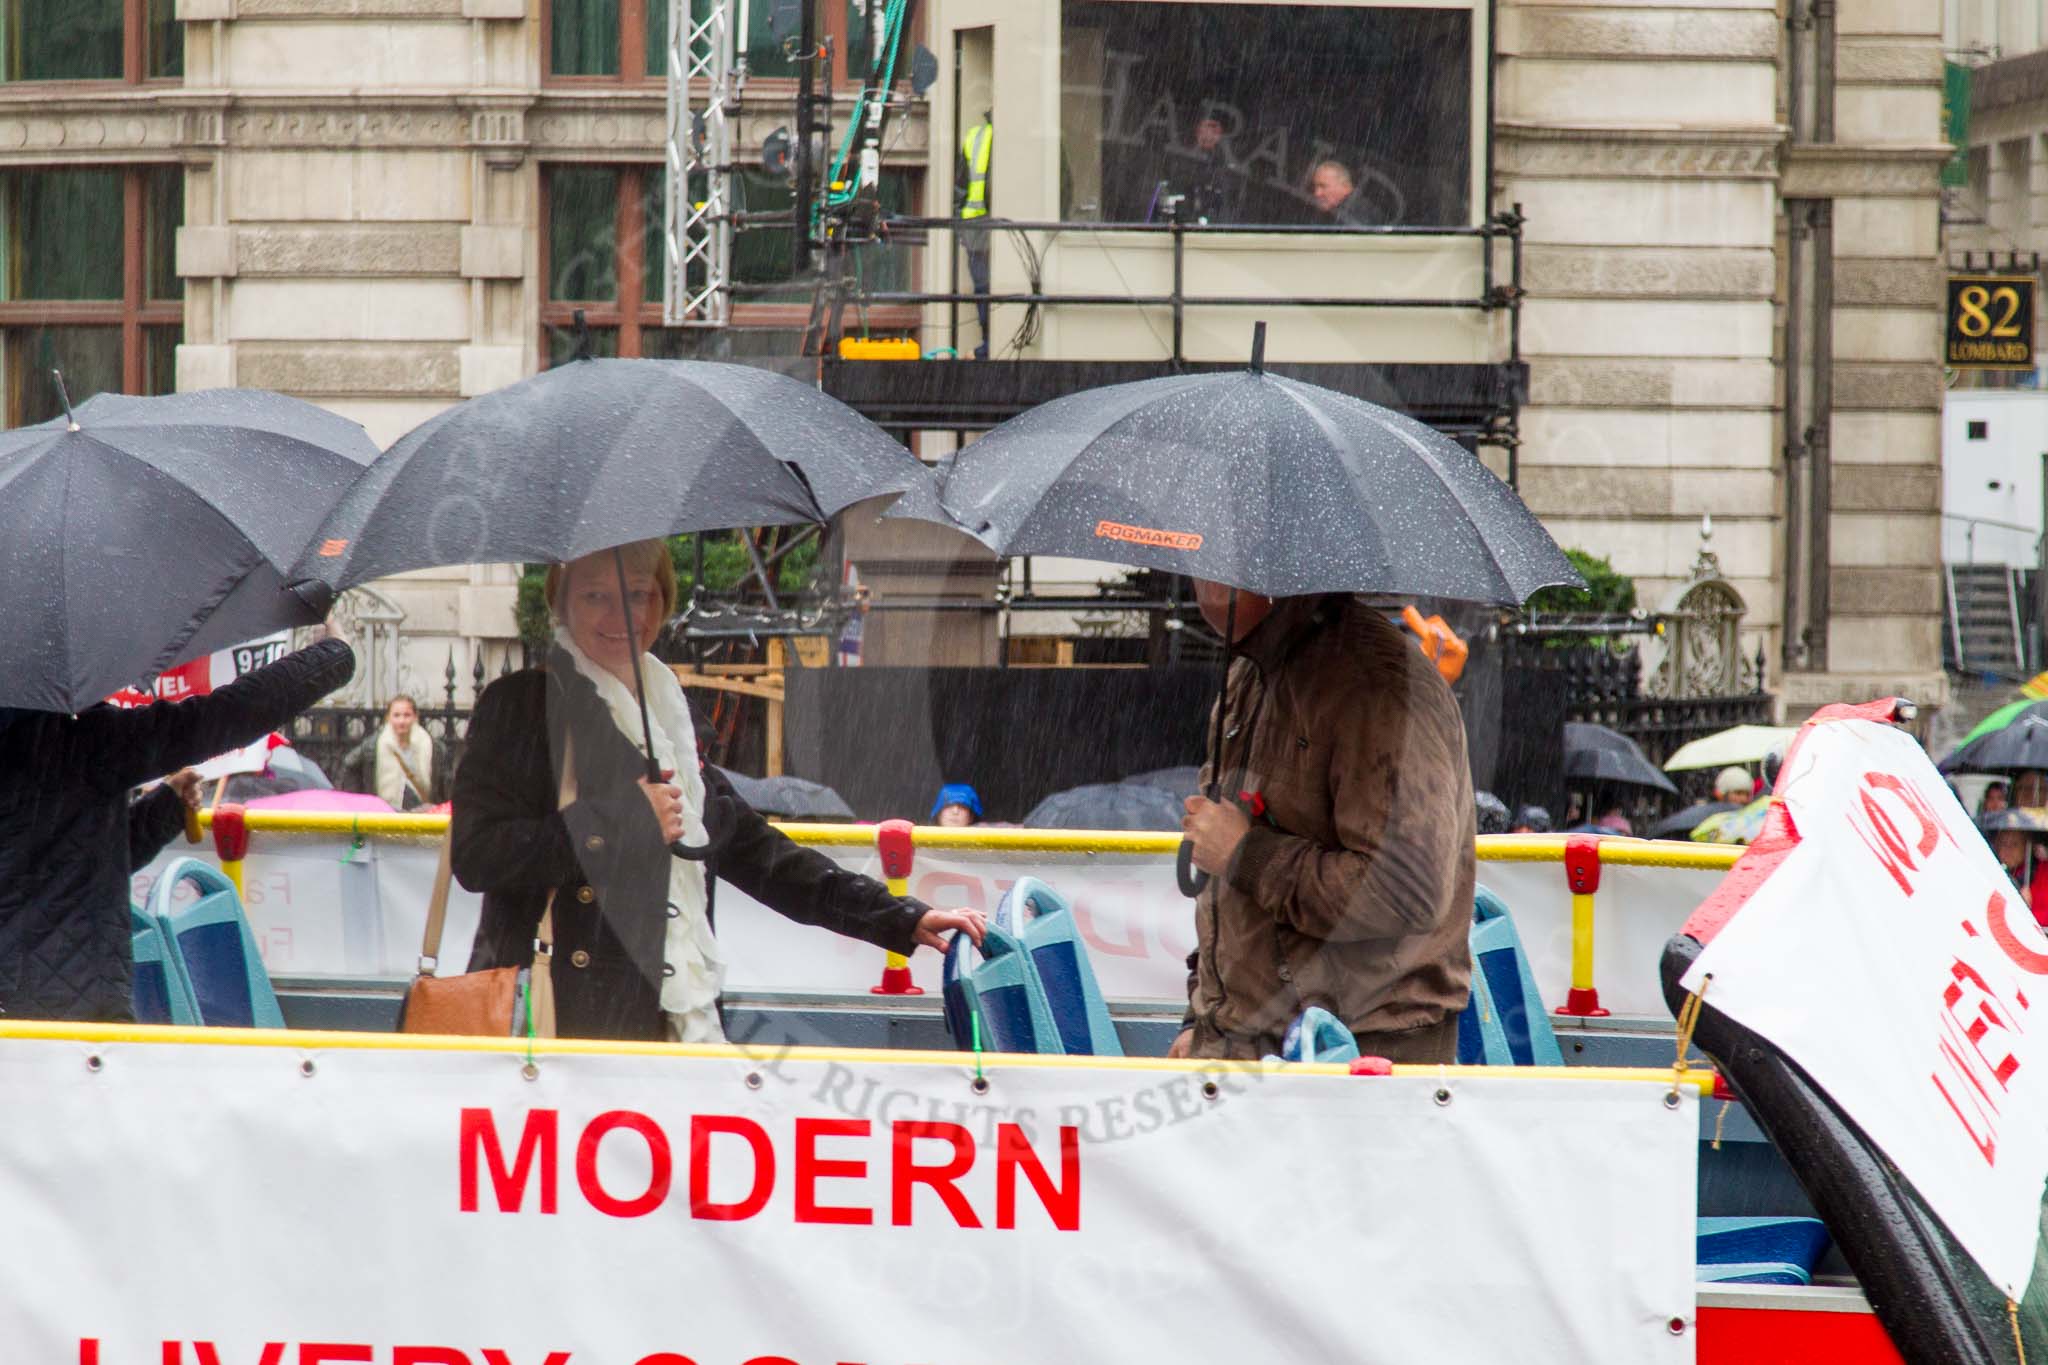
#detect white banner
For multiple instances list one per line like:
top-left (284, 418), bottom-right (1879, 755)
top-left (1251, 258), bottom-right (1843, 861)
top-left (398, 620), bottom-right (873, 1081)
top-left (3, 1034), bottom-right (1697, 1363)
top-left (1682, 715), bottom-right (2048, 1297)
top-left (136, 836), bottom-right (1717, 1016)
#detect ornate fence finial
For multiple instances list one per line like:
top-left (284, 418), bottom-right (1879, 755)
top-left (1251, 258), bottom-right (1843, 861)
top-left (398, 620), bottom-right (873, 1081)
top-left (444, 648), bottom-right (458, 711)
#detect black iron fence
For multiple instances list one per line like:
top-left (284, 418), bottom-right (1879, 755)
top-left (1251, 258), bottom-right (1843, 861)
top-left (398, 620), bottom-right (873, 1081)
top-left (1507, 641), bottom-right (1772, 766)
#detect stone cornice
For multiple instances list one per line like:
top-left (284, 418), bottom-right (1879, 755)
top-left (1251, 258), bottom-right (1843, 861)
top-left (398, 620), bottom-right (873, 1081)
top-left (1778, 142), bottom-right (1949, 198)
top-left (0, 91), bottom-right (227, 161)
top-left (1968, 48), bottom-right (2048, 114)
top-left (528, 89), bottom-right (929, 163)
top-left (1500, 8), bottom-right (1778, 62)
top-left (0, 85), bottom-right (927, 169)
top-left (1495, 124), bottom-right (1784, 180)
top-left (214, 0), bottom-right (471, 16)
top-left (225, 96), bottom-right (471, 150)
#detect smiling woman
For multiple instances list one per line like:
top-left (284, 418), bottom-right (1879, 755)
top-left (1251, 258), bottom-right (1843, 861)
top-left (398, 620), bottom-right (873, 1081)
top-left (451, 542), bottom-right (986, 1044)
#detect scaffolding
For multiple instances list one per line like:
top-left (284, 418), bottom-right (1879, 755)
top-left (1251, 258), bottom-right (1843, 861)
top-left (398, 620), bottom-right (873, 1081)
top-left (663, 0), bottom-right (741, 326)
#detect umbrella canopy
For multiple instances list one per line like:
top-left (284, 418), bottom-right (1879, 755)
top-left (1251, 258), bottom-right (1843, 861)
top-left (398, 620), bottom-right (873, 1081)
top-left (1692, 796), bottom-right (1769, 845)
top-left (1125, 765), bottom-right (1202, 795)
top-left (1981, 806), bottom-right (2048, 837)
top-left (1648, 799), bottom-right (1738, 840)
top-left (896, 363), bottom-right (1579, 604)
top-left (1662, 724), bottom-right (1797, 773)
top-left (712, 769), bottom-right (855, 822)
top-left (1939, 713), bottom-right (2048, 776)
top-left (1962, 699), bottom-right (2040, 748)
top-left (294, 358), bottom-right (930, 589)
top-left (1563, 722), bottom-right (1679, 794)
top-left (1023, 781), bottom-right (1188, 832)
top-left (0, 388), bottom-right (378, 713)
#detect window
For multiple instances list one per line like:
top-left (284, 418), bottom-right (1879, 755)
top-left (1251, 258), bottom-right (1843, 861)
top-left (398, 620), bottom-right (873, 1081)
top-left (1059, 1), bottom-right (1471, 226)
top-left (0, 166), bottom-right (183, 424)
top-left (541, 162), bottom-right (920, 363)
top-left (1969, 421), bottom-right (1989, 440)
top-left (541, 164), bottom-right (687, 362)
top-left (0, 0), bottom-right (181, 83)
top-left (547, 0), bottom-right (903, 82)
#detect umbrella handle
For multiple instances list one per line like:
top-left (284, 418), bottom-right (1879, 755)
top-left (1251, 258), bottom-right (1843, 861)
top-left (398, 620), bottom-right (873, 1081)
top-left (670, 836), bottom-right (717, 862)
top-left (668, 787), bottom-right (738, 863)
top-left (1176, 839), bottom-right (1209, 898)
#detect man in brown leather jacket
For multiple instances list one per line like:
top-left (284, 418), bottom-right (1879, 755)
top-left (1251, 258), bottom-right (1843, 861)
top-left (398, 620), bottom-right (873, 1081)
top-left (1172, 583), bottom-right (1474, 1062)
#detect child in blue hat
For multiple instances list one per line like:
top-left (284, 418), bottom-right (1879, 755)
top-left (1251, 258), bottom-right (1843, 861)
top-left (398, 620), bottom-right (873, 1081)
top-left (930, 783), bottom-right (983, 827)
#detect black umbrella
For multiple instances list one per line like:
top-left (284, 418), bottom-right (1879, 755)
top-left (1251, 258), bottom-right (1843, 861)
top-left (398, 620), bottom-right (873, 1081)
top-left (712, 768), bottom-right (855, 821)
top-left (1125, 765), bottom-right (1202, 795)
top-left (293, 358), bottom-right (928, 589)
top-left (1563, 722), bottom-right (1679, 794)
top-left (894, 324), bottom-right (1578, 893)
top-left (898, 330), bottom-right (1576, 604)
top-left (1940, 713), bottom-right (2048, 776)
top-left (1024, 781), bottom-right (1188, 832)
top-left (0, 384), bottom-right (377, 713)
top-left (1980, 807), bottom-right (2048, 836)
top-left (1649, 799), bottom-right (1737, 840)
top-left (295, 357), bottom-right (929, 858)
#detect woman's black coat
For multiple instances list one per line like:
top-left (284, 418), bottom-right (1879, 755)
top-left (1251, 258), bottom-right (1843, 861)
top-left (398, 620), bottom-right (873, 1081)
top-left (0, 640), bottom-right (355, 1022)
top-left (451, 653), bottom-right (923, 1040)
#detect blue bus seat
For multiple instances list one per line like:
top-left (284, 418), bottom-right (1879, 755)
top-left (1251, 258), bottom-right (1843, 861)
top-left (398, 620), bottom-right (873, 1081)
top-left (144, 858), bottom-right (283, 1030)
top-left (942, 922), bottom-right (1063, 1055)
top-left (1696, 1262), bottom-right (1814, 1286)
top-left (130, 905), bottom-right (198, 1026)
top-left (1456, 886), bottom-right (1564, 1067)
top-left (995, 878), bottom-right (1123, 1058)
top-left (1273, 1006), bottom-right (1359, 1064)
top-left (1696, 1216), bottom-right (1831, 1284)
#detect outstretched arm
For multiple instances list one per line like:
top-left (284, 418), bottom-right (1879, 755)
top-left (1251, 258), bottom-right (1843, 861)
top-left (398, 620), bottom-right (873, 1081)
top-left (77, 640), bottom-right (355, 794)
top-left (706, 768), bottom-right (983, 954)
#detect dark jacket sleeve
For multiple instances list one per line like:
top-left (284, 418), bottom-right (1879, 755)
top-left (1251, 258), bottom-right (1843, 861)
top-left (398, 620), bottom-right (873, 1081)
top-left (126, 785), bottom-right (188, 869)
top-left (337, 733), bottom-right (376, 795)
top-left (73, 640), bottom-right (356, 794)
top-left (449, 676), bottom-right (583, 896)
top-left (706, 767), bottom-right (924, 956)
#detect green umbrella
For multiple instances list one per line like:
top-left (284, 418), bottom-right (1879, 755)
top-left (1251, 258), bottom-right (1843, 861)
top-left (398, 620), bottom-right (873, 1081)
top-left (1962, 699), bottom-right (2041, 747)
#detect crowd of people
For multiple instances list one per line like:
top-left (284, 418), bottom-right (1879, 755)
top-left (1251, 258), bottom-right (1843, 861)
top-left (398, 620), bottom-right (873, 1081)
top-left (1, 564), bottom-right (1481, 1073)
top-left (80, 551), bottom-right (2048, 1065)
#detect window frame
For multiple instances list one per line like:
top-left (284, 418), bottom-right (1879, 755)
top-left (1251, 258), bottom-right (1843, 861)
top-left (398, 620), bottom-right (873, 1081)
top-left (541, 0), bottom-right (919, 87)
top-left (1050, 0), bottom-right (1489, 231)
top-left (0, 164), bottom-right (183, 421)
top-left (538, 159), bottom-right (926, 359)
top-left (1, 0), bottom-right (183, 87)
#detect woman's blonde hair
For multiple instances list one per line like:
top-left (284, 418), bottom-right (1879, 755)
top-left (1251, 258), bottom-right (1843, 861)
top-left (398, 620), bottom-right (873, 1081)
top-left (544, 540), bottom-right (678, 625)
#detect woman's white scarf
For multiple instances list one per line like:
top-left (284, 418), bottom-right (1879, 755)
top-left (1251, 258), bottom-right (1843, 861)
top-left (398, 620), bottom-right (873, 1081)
top-left (555, 627), bottom-right (725, 1041)
top-left (374, 725), bottom-right (435, 809)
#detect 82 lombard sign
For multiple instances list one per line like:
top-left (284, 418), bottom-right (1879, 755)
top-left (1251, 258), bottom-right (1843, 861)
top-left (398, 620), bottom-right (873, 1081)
top-left (1947, 274), bottom-right (2036, 369)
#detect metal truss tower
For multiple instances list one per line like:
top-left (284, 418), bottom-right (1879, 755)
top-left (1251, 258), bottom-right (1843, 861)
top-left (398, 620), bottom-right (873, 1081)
top-left (664, 0), bottom-right (740, 326)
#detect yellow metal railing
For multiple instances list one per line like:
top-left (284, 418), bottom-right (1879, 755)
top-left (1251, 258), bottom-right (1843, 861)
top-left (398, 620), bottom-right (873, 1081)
top-left (190, 815), bottom-right (1739, 1012)
top-left (0, 1020), bottom-right (1718, 1092)
top-left (192, 810), bottom-right (1743, 867)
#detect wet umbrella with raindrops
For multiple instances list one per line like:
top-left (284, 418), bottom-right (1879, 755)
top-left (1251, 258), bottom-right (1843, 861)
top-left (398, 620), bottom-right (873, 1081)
top-left (0, 384), bottom-right (378, 714)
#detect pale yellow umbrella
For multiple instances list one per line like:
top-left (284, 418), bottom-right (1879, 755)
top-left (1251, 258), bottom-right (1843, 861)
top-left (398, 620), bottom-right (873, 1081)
top-left (1663, 724), bottom-right (1798, 773)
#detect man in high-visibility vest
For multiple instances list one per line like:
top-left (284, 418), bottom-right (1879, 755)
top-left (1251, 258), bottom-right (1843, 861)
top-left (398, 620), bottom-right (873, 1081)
top-left (955, 112), bottom-right (993, 358)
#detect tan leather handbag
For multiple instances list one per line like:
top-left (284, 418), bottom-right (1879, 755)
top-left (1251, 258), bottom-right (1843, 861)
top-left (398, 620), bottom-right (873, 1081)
top-left (398, 741), bottom-right (574, 1038)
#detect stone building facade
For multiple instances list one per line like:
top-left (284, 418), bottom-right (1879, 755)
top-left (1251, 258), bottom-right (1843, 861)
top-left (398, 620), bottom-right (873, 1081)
top-left (1495, 0), bottom-right (1950, 714)
top-left (0, 0), bottom-right (1953, 712)
top-left (0, 0), bottom-right (927, 704)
